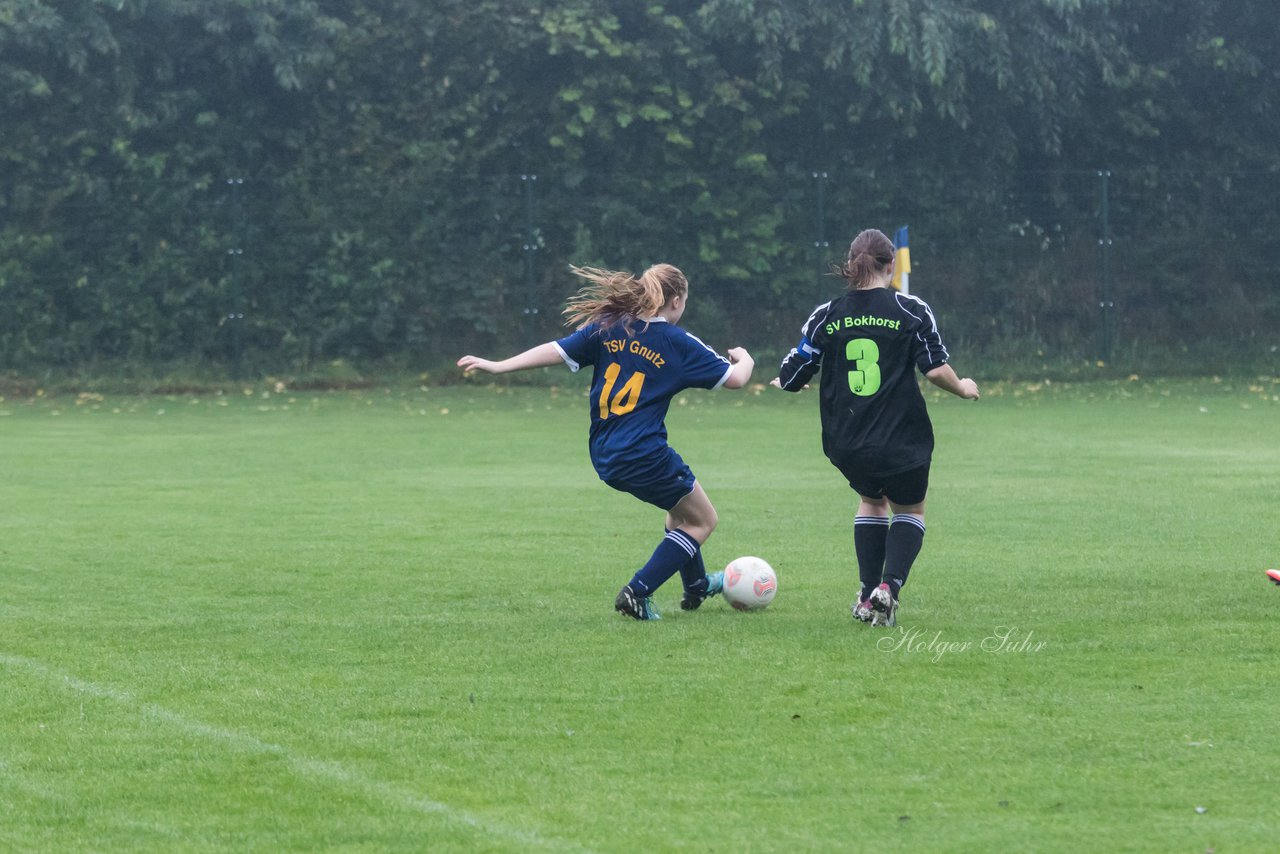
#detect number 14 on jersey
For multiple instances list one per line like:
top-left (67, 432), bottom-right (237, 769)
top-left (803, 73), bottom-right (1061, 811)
top-left (599, 363), bottom-right (645, 419)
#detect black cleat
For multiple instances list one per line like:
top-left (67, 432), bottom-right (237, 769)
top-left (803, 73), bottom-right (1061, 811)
top-left (615, 585), bottom-right (661, 621)
top-left (869, 583), bottom-right (899, 627)
top-left (680, 570), bottom-right (724, 611)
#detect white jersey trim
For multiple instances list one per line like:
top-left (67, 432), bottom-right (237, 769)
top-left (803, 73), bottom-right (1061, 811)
top-left (682, 329), bottom-right (734, 390)
top-left (895, 292), bottom-right (950, 366)
top-left (712, 363), bottom-right (734, 390)
top-left (552, 341), bottom-right (580, 372)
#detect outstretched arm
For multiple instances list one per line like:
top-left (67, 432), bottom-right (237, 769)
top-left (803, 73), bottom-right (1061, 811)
top-left (925, 363), bottom-right (980, 400)
top-left (774, 334), bottom-right (822, 392)
top-left (721, 347), bottom-right (755, 389)
top-left (457, 342), bottom-right (563, 375)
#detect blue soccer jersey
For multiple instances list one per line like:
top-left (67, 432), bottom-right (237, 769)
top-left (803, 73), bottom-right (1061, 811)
top-left (554, 318), bottom-right (733, 479)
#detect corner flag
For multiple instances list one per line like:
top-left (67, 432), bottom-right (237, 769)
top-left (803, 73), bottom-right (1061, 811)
top-left (891, 225), bottom-right (911, 294)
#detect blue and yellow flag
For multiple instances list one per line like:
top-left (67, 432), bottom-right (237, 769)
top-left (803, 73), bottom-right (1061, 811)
top-left (891, 225), bottom-right (911, 293)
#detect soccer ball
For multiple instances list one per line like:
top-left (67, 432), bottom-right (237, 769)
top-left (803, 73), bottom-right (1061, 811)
top-left (722, 556), bottom-right (777, 611)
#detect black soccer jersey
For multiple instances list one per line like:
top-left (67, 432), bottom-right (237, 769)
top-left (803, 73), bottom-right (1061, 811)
top-left (776, 288), bottom-right (950, 476)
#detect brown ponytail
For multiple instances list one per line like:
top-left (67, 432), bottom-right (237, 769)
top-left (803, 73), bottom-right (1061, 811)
top-left (836, 229), bottom-right (895, 289)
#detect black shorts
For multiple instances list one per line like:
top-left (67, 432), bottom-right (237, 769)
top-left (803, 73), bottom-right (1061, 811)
top-left (835, 462), bottom-right (930, 506)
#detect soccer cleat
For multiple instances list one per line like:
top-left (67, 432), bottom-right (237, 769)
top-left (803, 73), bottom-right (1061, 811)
top-left (707, 570), bottom-right (724, 596)
top-left (681, 570), bottom-right (725, 611)
top-left (615, 585), bottom-right (661, 621)
top-left (869, 583), bottom-right (898, 627)
top-left (852, 599), bottom-right (875, 623)
top-left (1268, 569), bottom-right (1280, 586)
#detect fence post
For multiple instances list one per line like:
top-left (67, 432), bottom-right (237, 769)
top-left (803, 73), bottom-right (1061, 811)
top-left (521, 174), bottom-right (538, 347)
top-left (226, 177), bottom-right (246, 379)
top-left (1098, 169), bottom-right (1114, 364)
top-left (813, 171), bottom-right (829, 295)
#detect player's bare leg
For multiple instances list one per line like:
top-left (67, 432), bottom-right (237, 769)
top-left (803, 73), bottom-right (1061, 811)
top-left (665, 481), bottom-right (718, 544)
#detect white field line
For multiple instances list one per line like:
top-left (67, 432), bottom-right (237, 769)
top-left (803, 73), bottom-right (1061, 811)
top-left (1, 653), bottom-right (595, 853)
top-left (0, 755), bottom-right (191, 846)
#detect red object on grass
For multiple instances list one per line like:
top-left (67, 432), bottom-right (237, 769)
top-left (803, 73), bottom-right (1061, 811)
top-left (1267, 569), bottom-right (1280, 586)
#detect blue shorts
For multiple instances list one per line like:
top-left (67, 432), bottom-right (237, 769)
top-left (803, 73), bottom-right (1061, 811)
top-left (599, 446), bottom-right (697, 511)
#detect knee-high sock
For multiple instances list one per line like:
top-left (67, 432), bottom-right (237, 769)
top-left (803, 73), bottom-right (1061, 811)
top-left (677, 539), bottom-right (708, 593)
top-left (854, 515), bottom-right (890, 600)
top-left (630, 529), bottom-right (699, 595)
top-left (883, 514), bottom-right (926, 597)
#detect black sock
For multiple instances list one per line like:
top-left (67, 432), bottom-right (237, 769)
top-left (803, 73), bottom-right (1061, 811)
top-left (883, 515), bottom-right (926, 598)
top-left (854, 515), bottom-right (889, 601)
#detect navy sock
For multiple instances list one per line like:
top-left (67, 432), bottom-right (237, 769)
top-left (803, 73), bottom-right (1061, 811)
top-left (666, 527), bottom-right (709, 595)
top-left (854, 515), bottom-right (889, 601)
top-left (883, 515), bottom-right (926, 598)
top-left (677, 537), bottom-right (708, 594)
top-left (630, 529), bottom-right (699, 596)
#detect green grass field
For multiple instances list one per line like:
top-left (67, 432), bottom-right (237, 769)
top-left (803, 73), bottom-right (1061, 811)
top-left (2, 376), bottom-right (1278, 852)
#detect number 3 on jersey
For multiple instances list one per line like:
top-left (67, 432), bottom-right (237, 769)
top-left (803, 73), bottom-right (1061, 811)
top-left (845, 338), bottom-right (881, 396)
top-left (599, 363), bottom-right (645, 419)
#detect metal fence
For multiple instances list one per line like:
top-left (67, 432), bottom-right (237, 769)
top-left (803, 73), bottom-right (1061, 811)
top-left (3, 166), bottom-right (1277, 374)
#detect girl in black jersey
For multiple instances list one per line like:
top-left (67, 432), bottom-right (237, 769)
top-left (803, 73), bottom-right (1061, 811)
top-left (772, 229), bottom-right (978, 626)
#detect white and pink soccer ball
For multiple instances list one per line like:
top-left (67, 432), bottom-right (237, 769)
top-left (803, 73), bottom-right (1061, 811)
top-left (723, 556), bottom-right (778, 611)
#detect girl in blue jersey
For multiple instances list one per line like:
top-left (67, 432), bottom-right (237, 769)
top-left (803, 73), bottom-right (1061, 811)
top-left (773, 229), bottom-right (978, 627)
top-left (458, 263), bottom-right (755, 621)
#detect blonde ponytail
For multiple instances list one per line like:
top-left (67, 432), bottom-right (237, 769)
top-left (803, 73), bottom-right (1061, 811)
top-left (562, 263), bottom-right (688, 330)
